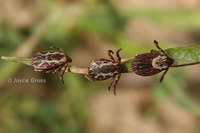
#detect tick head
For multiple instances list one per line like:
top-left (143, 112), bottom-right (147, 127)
top-left (67, 56), bottom-right (72, 62)
top-left (119, 64), bottom-right (127, 73)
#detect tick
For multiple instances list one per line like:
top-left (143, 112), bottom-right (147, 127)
top-left (132, 40), bottom-right (174, 82)
top-left (31, 46), bottom-right (72, 85)
top-left (85, 49), bottom-right (125, 95)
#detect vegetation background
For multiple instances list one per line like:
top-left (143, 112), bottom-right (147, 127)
top-left (0, 0), bottom-right (200, 133)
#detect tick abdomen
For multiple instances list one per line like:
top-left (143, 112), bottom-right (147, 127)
top-left (132, 53), bottom-right (161, 76)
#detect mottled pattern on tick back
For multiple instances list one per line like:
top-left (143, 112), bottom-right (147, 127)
top-left (88, 59), bottom-right (119, 80)
top-left (31, 51), bottom-right (67, 70)
top-left (31, 46), bottom-right (72, 85)
top-left (132, 53), bottom-right (161, 76)
top-left (86, 49), bottom-right (124, 95)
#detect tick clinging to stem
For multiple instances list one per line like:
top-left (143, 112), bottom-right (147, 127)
top-left (31, 46), bottom-right (72, 85)
top-left (85, 49), bottom-right (125, 95)
top-left (132, 40), bottom-right (174, 82)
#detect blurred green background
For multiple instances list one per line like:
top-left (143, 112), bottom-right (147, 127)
top-left (0, 0), bottom-right (200, 133)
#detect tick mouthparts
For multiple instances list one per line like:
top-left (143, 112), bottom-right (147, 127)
top-left (67, 57), bottom-right (72, 62)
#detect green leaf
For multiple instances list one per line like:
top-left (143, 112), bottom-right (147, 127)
top-left (165, 45), bottom-right (200, 67)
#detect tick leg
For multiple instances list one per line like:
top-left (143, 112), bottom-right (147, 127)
top-left (60, 63), bottom-right (68, 85)
top-left (34, 69), bottom-right (43, 72)
top-left (113, 74), bottom-right (121, 95)
top-left (154, 40), bottom-right (166, 54)
top-left (85, 75), bottom-right (94, 81)
top-left (45, 66), bottom-right (61, 74)
top-left (108, 50), bottom-right (115, 62)
top-left (53, 65), bottom-right (62, 73)
top-left (160, 67), bottom-right (169, 82)
top-left (50, 46), bottom-right (65, 53)
top-left (108, 75), bottom-right (116, 91)
top-left (45, 69), bottom-right (53, 73)
top-left (116, 48), bottom-right (122, 63)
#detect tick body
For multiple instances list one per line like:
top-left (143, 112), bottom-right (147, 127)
top-left (31, 46), bottom-right (72, 85)
top-left (85, 49), bottom-right (125, 95)
top-left (132, 40), bottom-right (174, 82)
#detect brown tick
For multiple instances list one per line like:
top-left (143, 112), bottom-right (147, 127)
top-left (132, 40), bottom-right (174, 82)
top-left (31, 46), bottom-right (72, 85)
top-left (85, 49), bottom-right (125, 95)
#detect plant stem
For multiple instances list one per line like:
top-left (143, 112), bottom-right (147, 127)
top-left (1, 56), bottom-right (133, 75)
top-left (1, 45), bottom-right (200, 75)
